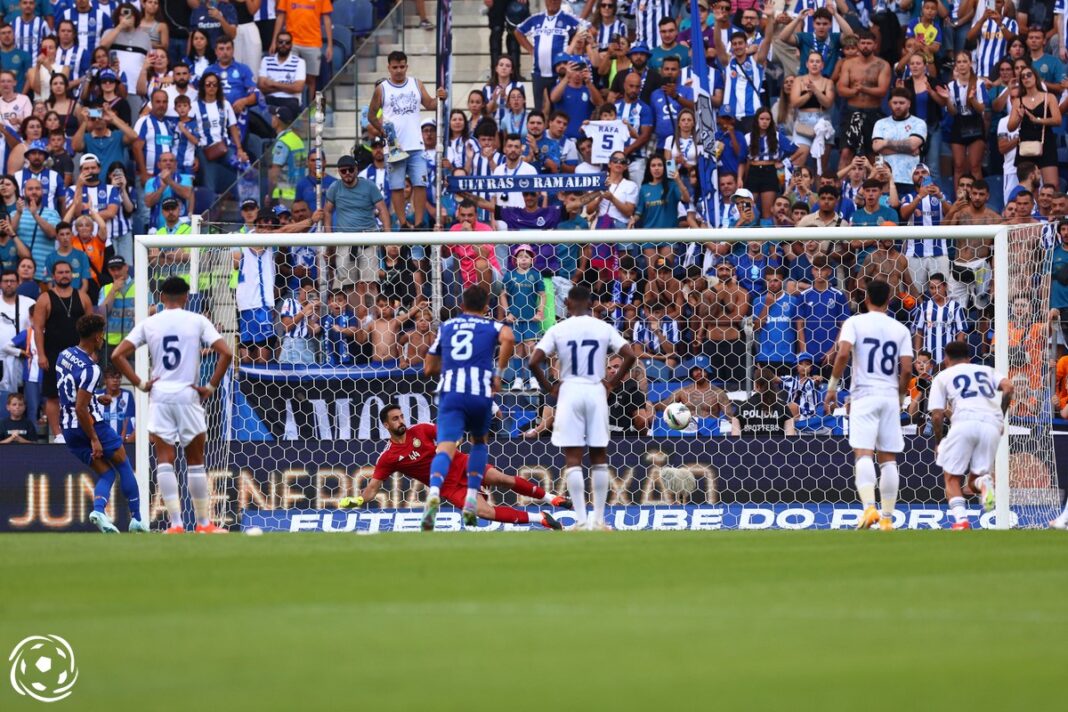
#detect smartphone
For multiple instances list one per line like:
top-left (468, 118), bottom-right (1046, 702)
top-left (666, 158), bottom-right (677, 179)
top-left (88, 108), bottom-right (102, 119)
top-left (109, 50), bottom-right (118, 64)
top-left (921, 175), bottom-right (933, 187)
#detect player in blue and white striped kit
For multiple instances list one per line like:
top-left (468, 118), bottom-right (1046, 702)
top-left (423, 286), bottom-right (515, 530)
top-left (56, 314), bottom-right (146, 534)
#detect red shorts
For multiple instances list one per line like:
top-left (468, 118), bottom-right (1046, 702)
top-left (440, 453), bottom-right (492, 507)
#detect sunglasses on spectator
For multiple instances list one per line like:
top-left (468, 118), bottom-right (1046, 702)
top-left (204, 81), bottom-right (219, 87)
top-left (338, 166), bottom-right (355, 175)
top-left (600, 2), bottom-right (616, 6)
top-left (609, 157), bottom-right (627, 165)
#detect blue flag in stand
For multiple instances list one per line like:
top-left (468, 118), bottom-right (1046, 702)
top-left (688, 0), bottom-right (718, 225)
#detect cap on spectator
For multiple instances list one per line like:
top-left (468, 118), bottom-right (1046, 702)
top-left (628, 42), bottom-right (651, 56)
top-left (161, 197), bottom-right (180, 209)
top-left (27, 139), bottom-right (48, 154)
top-left (273, 204), bottom-right (291, 216)
top-left (732, 188), bottom-right (755, 202)
top-left (370, 136), bottom-right (386, 147)
top-left (98, 69), bottom-right (117, 81)
top-left (106, 255), bottom-right (126, 269)
top-left (337, 154), bottom-right (357, 169)
top-left (268, 104), bottom-right (296, 125)
top-left (421, 118), bottom-right (436, 129)
top-left (80, 153), bottom-right (100, 167)
top-left (797, 352), bottom-right (814, 364)
top-left (553, 52), bottom-right (571, 68)
top-left (513, 244), bottom-right (535, 257)
top-left (241, 198), bottom-right (259, 210)
top-left (914, 163), bottom-right (930, 173)
top-left (717, 106), bottom-right (736, 120)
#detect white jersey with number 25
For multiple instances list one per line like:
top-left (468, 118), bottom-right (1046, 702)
top-left (534, 315), bottom-right (627, 385)
top-left (928, 363), bottom-right (1006, 424)
top-left (122, 308), bottom-right (223, 404)
top-left (838, 311), bottom-right (913, 398)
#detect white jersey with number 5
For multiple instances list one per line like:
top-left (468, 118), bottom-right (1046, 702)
top-left (122, 308), bottom-right (223, 405)
top-left (838, 311), bottom-right (913, 399)
top-left (535, 315), bottom-right (627, 384)
top-left (929, 364), bottom-right (1006, 424)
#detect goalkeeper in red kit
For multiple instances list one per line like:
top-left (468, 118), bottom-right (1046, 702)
top-left (339, 403), bottom-right (570, 529)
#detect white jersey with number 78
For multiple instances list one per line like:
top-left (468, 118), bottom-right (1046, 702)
top-left (837, 311), bottom-right (914, 399)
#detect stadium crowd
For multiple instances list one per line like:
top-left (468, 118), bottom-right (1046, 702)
top-left (0, 0), bottom-right (1066, 442)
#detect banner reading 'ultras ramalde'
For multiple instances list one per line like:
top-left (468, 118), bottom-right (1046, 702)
top-left (447, 173), bottom-right (606, 194)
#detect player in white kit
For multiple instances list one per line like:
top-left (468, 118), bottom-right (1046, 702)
top-left (529, 285), bottom-right (636, 530)
top-left (825, 280), bottom-right (914, 531)
top-left (928, 340), bottom-right (1013, 530)
top-left (111, 277), bottom-right (234, 533)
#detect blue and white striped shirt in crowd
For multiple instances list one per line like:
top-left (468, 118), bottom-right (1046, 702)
top-left (900, 193), bottom-right (946, 233)
top-left (112, 185), bottom-right (136, 238)
top-left (791, 0), bottom-right (840, 33)
top-left (168, 119), bottom-right (199, 174)
top-left (57, 44), bottom-right (88, 82)
top-left (99, 387), bottom-right (135, 437)
top-left (594, 18), bottom-right (628, 50)
top-left (16, 168), bottom-right (64, 212)
top-left (634, 0), bottom-right (673, 47)
top-left (12, 15), bottom-right (48, 57)
top-left (280, 297), bottom-right (311, 339)
top-left (610, 278), bottom-right (640, 329)
top-left (517, 9), bottom-right (580, 78)
top-left (484, 81), bottom-right (522, 127)
top-left (633, 314), bottom-right (679, 354)
top-left (840, 180), bottom-right (861, 206)
top-left (133, 114), bottom-right (173, 176)
top-left (724, 56), bottom-right (764, 120)
top-left (912, 297), bottom-right (967, 364)
top-left (428, 315), bottom-right (503, 400)
top-left (470, 150), bottom-right (503, 220)
top-left (974, 16), bottom-right (1017, 79)
top-left (256, 0), bottom-right (276, 21)
top-left (57, 6), bottom-right (113, 54)
top-left (781, 375), bottom-right (821, 418)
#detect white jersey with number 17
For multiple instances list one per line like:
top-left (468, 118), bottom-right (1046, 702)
top-left (122, 308), bottom-right (223, 404)
top-left (838, 311), bottom-right (913, 399)
top-left (534, 315), bottom-right (627, 385)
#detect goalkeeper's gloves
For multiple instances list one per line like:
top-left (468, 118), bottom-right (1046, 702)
top-left (338, 495), bottom-right (365, 509)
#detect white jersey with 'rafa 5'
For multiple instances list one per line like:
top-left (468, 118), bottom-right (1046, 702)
top-left (928, 363), bottom-right (1007, 425)
top-left (122, 308), bottom-right (223, 405)
top-left (534, 315), bottom-right (628, 385)
top-left (838, 311), bottom-right (913, 399)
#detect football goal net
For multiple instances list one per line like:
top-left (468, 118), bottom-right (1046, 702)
top-left (132, 222), bottom-right (1062, 531)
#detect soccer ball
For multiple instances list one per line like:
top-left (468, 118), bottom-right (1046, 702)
top-left (664, 402), bottom-right (692, 430)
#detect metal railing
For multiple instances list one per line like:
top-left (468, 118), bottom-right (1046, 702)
top-left (201, 0), bottom-right (408, 229)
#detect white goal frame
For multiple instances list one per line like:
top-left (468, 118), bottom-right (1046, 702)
top-left (133, 224), bottom-right (1016, 529)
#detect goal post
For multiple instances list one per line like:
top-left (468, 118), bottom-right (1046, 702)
top-left (131, 223), bottom-right (1060, 531)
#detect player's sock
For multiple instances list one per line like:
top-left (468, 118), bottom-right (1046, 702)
top-left (878, 461), bottom-right (900, 519)
top-left (565, 466), bottom-right (587, 527)
top-left (1057, 497), bottom-right (1068, 524)
top-left (508, 476), bottom-right (547, 501)
top-left (590, 464), bottom-right (610, 527)
top-left (111, 459), bottom-right (142, 521)
top-left (949, 496), bottom-right (968, 523)
top-left (188, 465), bottom-right (211, 527)
top-left (93, 468), bottom-right (116, 514)
top-left (855, 456), bottom-right (877, 509)
top-left (465, 443), bottom-right (489, 502)
top-left (429, 452), bottom-right (451, 493)
top-left (157, 464), bottom-right (183, 529)
top-left (491, 506), bottom-right (530, 524)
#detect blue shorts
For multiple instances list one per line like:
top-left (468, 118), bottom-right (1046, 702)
top-left (387, 151), bottom-right (428, 190)
top-left (512, 320), bottom-right (541, 343)
top-left (63, 422), bottom-right (124, 465)
top-left (437, 392), bottom-right (493, 443)
top-left (239, 307), bottom-right (276, 346)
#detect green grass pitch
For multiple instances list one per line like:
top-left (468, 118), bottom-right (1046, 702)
top-left (2, 531), bottom-right (1066, 711)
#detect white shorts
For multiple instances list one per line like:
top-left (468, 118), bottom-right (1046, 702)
top-left (937, 419), bottom-right (1002, 476)
top-left (848, 395), bottom-right (905, 453)
top-left (148, 402), bottom-right (207, 447)
top-left (552, 381), bottom-right (610, 448)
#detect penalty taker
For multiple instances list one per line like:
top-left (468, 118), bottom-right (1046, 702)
top-left (339, 404), bottom-right (570, 529)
